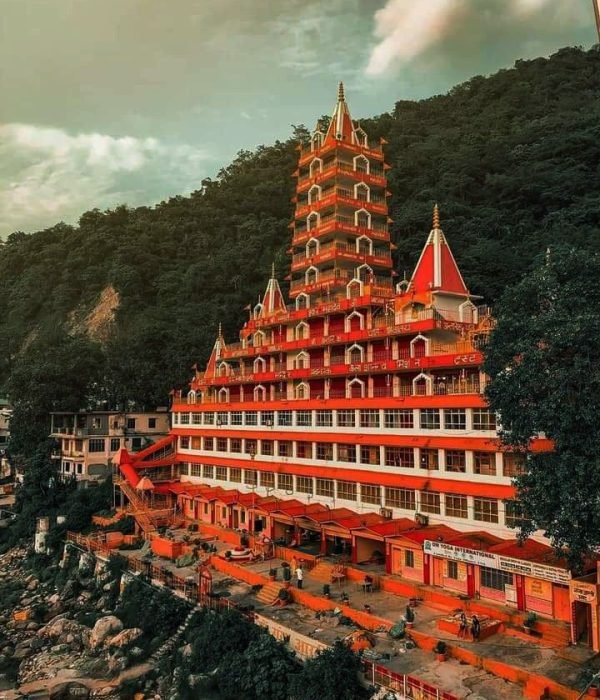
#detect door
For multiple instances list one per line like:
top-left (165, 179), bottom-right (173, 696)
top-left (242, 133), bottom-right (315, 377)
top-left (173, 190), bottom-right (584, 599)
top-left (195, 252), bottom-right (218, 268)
top-left (432, 557), bottom-right (444, 587)
top-left (575, 601), bottom-right (592, 645)
top-left (515, 575), bottom-right (525, 611)
top-left (466, 564), bottom-right (475, 598)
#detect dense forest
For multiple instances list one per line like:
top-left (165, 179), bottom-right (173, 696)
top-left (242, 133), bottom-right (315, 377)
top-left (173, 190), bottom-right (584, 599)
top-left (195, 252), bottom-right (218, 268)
top-left (2, 45), bottom-right (599, 456)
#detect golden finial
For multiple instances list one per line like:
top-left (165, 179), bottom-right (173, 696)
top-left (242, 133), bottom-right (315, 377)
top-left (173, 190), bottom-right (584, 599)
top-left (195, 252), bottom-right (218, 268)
top-left (433, 203), bottom-right (440, 229)
top-left (271, 262), bottom-right (276, 278)
top-left (338, 81), bottom-right (345, 102)
top-left (218, 322), bottom-right (222, 338)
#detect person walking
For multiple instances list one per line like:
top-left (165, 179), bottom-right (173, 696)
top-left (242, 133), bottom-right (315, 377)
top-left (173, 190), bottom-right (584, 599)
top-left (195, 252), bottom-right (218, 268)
top-left (295, 565), bottom-right (304, 589)
top-left (458, 611), bottom-right (467, 639)
top-left (471, 614), bottom-right (481, 642)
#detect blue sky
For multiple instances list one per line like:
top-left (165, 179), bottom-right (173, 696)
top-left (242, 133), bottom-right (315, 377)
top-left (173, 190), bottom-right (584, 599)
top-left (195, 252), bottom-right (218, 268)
top-left (0, 0), bottom-right (596, 237)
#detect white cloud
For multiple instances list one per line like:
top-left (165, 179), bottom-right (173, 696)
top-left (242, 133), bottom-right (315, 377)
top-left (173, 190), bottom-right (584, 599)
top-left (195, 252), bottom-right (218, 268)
top-left (365, 0), bottom-right (589, 76)
top-left (0, 124), bottom-right (211, 237)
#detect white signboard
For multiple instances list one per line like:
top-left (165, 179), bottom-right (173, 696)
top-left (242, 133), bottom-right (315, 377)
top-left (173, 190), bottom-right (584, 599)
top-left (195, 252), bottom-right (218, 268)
top-left (423, 540), bottom-right (571, 585)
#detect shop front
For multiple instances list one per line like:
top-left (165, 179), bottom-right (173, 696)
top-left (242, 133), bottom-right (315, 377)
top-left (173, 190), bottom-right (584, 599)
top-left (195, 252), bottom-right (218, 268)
top-left (569, 577), bottom-right (600, 650)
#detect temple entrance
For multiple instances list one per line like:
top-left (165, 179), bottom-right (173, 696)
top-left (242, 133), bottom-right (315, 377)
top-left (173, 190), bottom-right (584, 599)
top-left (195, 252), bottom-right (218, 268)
top-left (574, 601), bottom-right (592, 645)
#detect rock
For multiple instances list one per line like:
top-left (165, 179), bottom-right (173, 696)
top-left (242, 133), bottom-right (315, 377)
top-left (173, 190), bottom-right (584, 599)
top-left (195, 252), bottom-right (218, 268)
top-left (47, 593), bottom-right (60, 605)
top-left (106, 627), bottom-right (143, 648)
top-left (50, 681), bottom-right (90, 699)
top-left (128, 646), bottom-right (144, 658)
top-left (102, 583), bottom-right (112, 592)
top-left (107, 654), bottom-right (127, 676)
top-left (27, 578), bottom-right (39, 591)
top-left (90, 616), bottom-right (123, 648)
top-left (51, 643), bottom-right (71, 654)
top-left (181, 642), bottom-right (192, 657)
top-left (27, 621), bottom-right (40, 630)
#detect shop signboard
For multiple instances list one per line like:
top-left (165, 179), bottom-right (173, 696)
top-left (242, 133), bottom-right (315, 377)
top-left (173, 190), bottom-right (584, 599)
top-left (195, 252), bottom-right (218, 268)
top-left (424, 540), bottom-right (571, 585)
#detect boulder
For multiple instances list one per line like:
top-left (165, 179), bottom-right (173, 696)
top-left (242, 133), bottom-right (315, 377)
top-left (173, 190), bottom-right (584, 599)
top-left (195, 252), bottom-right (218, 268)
top-left (50, 681), bottom-right (90, 699)
top-left (90, 616), bottom-right (123, 648)
top-left (106, 627), bottom-right (143, 648)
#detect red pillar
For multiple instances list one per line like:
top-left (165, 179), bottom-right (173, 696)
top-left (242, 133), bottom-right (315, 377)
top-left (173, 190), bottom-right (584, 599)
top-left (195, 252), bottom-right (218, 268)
top-left (423, 553), bottom-right (431, 585)
top-left (351, 537), bottom-right (358, 564)
top-left (320, 531), bottom-right (327, 554)
top-left (385, 544), bottom-right (392, 574)
top-left (516, 574), bottom-right (525, 611)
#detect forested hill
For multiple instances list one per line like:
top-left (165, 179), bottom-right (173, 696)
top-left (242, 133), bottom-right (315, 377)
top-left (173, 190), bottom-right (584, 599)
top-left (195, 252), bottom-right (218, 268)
top-left (2, 45), bottom-right (600, 455)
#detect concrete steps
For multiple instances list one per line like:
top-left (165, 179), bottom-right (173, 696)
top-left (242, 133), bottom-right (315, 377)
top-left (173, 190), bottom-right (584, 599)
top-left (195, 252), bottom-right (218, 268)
top-left (256, 581), bottom-right (284, 605)
top-left (307, 562), bottom-right (333, 584)
top-left (150, 605), bottom-right (199, 663)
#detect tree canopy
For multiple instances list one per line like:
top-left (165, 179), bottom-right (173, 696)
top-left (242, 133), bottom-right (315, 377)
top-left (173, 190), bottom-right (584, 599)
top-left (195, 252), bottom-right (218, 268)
top-left (484, 246), bottom-right (600, 570)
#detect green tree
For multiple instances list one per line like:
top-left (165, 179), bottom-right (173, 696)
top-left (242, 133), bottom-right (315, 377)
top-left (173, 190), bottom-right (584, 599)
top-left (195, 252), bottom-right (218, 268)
top-left (290, 641), bottom-right (373, 700)
top-left (216, 632), bottom-right (299, 700)
top-left (484, 246), bottom-right (600, 571)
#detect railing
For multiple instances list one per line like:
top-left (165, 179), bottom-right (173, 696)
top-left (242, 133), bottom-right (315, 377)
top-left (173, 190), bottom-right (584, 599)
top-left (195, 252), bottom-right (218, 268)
top-left (293, 214), bottom-right (389, 240)
top-left (292, 242), bottom-right (392, 266)
top-left (297, 161), bottom-right (386, 189)
top-left (362, 660), bottom-right (457, 700)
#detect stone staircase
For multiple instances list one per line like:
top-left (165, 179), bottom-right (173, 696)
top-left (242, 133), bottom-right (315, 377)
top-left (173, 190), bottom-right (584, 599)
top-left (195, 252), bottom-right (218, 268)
top-left (150, 604), bottom-right (199, 663)
top-left (306, 561), bottom-right (334, 584)
top-left (116, 479), bottom-right (158, 536)
top-left (256, 580), bottom-right (284, 605)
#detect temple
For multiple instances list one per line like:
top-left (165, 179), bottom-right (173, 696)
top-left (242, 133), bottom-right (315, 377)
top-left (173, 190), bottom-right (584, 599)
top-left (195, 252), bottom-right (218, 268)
top-left (114, 85), bottom-right (598, 643)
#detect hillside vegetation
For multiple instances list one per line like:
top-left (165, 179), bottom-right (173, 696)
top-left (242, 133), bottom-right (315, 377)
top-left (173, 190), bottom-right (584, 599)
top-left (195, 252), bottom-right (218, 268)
top-left (2, 45), bottom-right (599, 455)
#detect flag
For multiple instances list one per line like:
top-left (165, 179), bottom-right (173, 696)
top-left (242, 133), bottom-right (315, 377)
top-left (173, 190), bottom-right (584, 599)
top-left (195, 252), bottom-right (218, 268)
top-left (244, 304), bottom-right (252, 311)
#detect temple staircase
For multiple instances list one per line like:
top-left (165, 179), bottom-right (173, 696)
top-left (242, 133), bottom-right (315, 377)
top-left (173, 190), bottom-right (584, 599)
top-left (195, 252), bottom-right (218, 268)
top-left (306, 561), bottom-right (334, 584)
top-left (115, 479), bottom-right (159, 537)
top-left (150, 604), bottom-right (200, 664)
top-left (256, 580), bottom-right (283, 606)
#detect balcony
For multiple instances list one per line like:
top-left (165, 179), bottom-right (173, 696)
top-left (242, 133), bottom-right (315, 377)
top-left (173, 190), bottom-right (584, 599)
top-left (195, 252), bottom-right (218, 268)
top-left (295, 188), bottom-right (387, 219)
top-left (297, 162), bottom-right (386, 191)
top-left (293, 215), bottom-right (389, 246)
top-left (291, 241), bottom-right (392, 271)
top-left (298, 140), bottom-right (384, 167)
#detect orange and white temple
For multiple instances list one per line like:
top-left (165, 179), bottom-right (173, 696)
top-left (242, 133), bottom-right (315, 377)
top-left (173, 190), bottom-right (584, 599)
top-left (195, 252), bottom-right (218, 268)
top-left (115, 84), bottom-right (599, 645)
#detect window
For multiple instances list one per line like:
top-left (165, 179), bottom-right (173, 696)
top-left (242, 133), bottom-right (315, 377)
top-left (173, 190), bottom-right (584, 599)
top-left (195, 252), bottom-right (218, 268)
top-left (316, 478), bottom-right (334, 498)
top-left (503, 453), bottom-right (526, 478)
top-left (420, 409), bottom-right (440, 430)
top-left (444, 409), bottom-right (466, 430)
top-left (127, 418), bottom-right (136, 430)
top-left (215, 467), bottom-right (228, 481)
top-left (190, 463), bottom-right (202, 477)
top-left (385, 447), bottom-right (414, 468)
top-left (338, 444), bottom-right (356, 462)
top-left (147, 417), bottom-right (156, 429)
top-left (385, 487), bottom-right (415, 510)
top-left (260, 440), bottom-right (274, 456)
top-left (316, 410), bottom-right (333, 427)
top-left (420, 491), bottom-right (441, 514)
top-left (217, 412), bottom-right (228, 426)
top-left (296, 410), bottom-right (312, 427)
top-left (360, 446), bottom-right (380, 466)
top-left (337, 480), bottom-right (357, 501)
top-left (505, 500), bottom-right (527, 528)
top-left (230, 468), bottom-right (242, 483)
top-left (245, 439), bottom-right (257, 456)
top-left (360, 410), bottom-right (380, 428)
top-left (230, 438), bottom-right (242, 454)
top-left (203, 437), bottom-right (213, 451)
top-left (404, 550), bottom-right (415, 568)
top-left (192, 413), bottom-right (202, 425)
top-left (204, 412), bottom-right (215, 425)
top-left (297, 476), bottom-right (313, 494)
top-left (180, 413), bottom-right (190, 425)
top-left (474, 497), bottom-right (499, 523)
top-left (231, 411), bottom-right (243, 426)
top-left (260, 471), bottom-right (275, 488)
top-left (278, 473), bottom-right (293, 491)
top-left (445, 450), bottom-right (466, 473)
top-left (473, 409), bottom-right (497, 431)
top-left (361, 484), bottom-right (381, 505)
top-left (447, 561), bottom-right (459, 580)
top-left (296, 442), bottom-right (312, 459)
top-left (110, 438), bottom-right (120, 452)
top-left (88, 439), bottom-right (105, 453)
top-left (216, 438), bottom-right (227, 452)
top-left (261, 411), bottom-right (275, 427)
top-left (278, 411), bottom-right (292, 427)
top-left (480, 566), bottom-right (513, 591)
top-left (316, 443), bottom-right (333, 460)
top-left (420, 449), bottom-right (439, 470)
top-left (203, 464), bottom-right (214, 479)
top-left (337, 410), bottom-right (356, 428)
top-left (244, 469), bottom-right (257, 486)
top-left (244, 411), bottom-right (257, 426)
top-left (474, 452), bottom-right (496, 476)
top-left (191, 437), bottom-right (202, 450)
top-left (180, 436), bottom-right (190, 449)
top-left (278, 441), bottom-right (293, 457)
top-left (445, 494), bottom-right (468, 519)
top-left (384, 409), bottom-right (413, 429)
top-left (130, 437), bottom-right (142, 451)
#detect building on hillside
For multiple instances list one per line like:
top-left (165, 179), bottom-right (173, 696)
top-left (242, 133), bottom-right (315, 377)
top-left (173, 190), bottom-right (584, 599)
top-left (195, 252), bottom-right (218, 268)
top-left (116, 85), bottom-right (596, 639)
top-left (50, 409), bottom-right (170, 485)
top-left (0, 397), bottom-right (13, 481)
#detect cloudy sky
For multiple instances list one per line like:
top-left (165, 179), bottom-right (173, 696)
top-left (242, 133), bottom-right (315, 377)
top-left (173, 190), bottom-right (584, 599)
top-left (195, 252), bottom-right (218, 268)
top-left (0, 0), bottom-right (596, 237)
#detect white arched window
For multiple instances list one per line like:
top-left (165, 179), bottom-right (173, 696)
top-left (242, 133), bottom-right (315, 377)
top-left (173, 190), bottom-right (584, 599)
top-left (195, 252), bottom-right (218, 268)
top-left (308, 185), bottom-right (321, 205)
top-left (357, 264), bottom-right (373, 283)
top-left (346, 343), bottom-right (364, 364)
top-left (345, 312), bottom-right (364, 333)
top-left (353, 154), bottom-right (369, 174)
top-left (218, 387), bottom-right (230, 403)
top-left (307, 212), bottom-right (320, 231)
top-left (354, 127), bottom-right (368, 148)
top-left (295, 351), bottom-right (310, 369)
top-left (355, 209), bottom-right (371, 229)
top-left (295, 293), bottom-right (310, 310)
top-left (412, 373), bottom-right (432, 397)
top-left (309, 157), bottom-right (323, 177)
top-left (311, 131), bottom-right (323, 151)
top-left (253, 356), bottom-right (266, 373)
top-left (346, 278), bottom-right (363, 299)
top-left (347, 378), bottom-right (365, 399)
top-left (187, 390), bottom-right (196, 405)
top-left (295, 321), bottom-right (309, 340)
top-left (354, 182), bottom-right (370, 202)
top-left (306, 238), bottom-right (319, 257)
top-left (459, 300), bottom-right (478, 324)
top-left (305, 266), bottom-right (318, 286)
top-left (254, 331), bottom-right (266, 347)
top-left (295, 382), bottom-right (310, 400)
top-left (217, 362), bottom-right (229, 377)
top-left (253, 385), bottom-right (267, 402)
top-left (356, 235), bottom-right (372, 256)
top-left (410, 334), bottom-right (429, 359)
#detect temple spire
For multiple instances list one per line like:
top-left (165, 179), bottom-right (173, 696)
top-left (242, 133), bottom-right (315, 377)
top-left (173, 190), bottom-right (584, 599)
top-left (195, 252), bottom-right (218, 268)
top-left (259, 263), bottom-right (286, 317)
top-left (324, 81), bottom-right (356, 144)
top-left (433, 203), bottom-right (440, 230)
top-left (338, 81), bottom-right (345, 102)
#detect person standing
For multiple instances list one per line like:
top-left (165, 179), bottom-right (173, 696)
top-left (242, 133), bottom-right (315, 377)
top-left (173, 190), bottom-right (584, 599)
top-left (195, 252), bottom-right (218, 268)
top-left (471, 614), bottom-right (481, 642)
top-left (295, 565), bottom-right (304, 589)
top-left (458, 612), bottom-right (467, 639)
